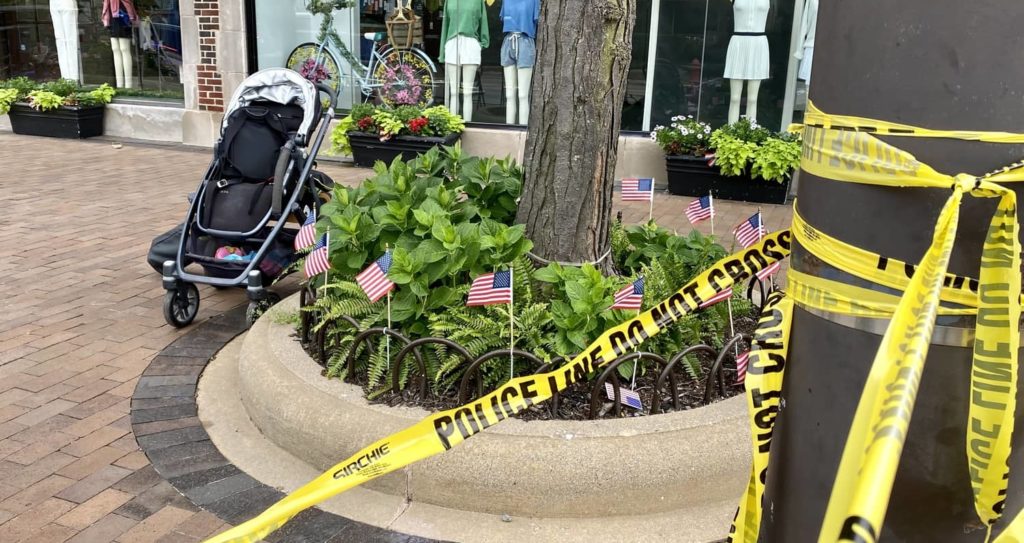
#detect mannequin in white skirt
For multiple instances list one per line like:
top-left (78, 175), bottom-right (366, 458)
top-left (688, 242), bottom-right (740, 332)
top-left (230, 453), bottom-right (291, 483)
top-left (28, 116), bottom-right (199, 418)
top-left (724, 0), bottom-right (770, 124)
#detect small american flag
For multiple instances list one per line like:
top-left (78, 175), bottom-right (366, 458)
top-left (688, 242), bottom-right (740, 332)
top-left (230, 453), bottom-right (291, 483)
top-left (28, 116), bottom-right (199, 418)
top-left (303, 235), bottom-right (330, 278)
top-left (611, 277), bottom-right (644, 310)
top-left (699, 287), bottom-right (733, 309)
top-left (467, 270), bottom-right (513, 306)
top-left (355, 251), bottom-right (395, 302)
top-left (294, 212), bottom-right (317, 251)
top-left (685, 195), bottom-right (714, 225)
top-left (734, 213), bottom-right (767, 248)
top-left (756, 261), bottom-right (781, 281)
top-left (705, 152), bottom-right (717, 167)
top-left (621, 178), bottom-right (654, 202)
top-left (736, 350), bottom-right (750, 384)
top-left (604, 382), bottom-right (643, 409)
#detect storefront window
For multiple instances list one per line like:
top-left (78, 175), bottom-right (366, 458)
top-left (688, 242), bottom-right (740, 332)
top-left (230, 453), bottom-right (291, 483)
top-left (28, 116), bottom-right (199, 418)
top-left (645, 0), bottom-right (796, 132)
top-left (0, 0), bottom-right (183, 98)
top-left (248, 0), bottom-right (809, 131)
top-left (250, 0), bottom-right (540, 126)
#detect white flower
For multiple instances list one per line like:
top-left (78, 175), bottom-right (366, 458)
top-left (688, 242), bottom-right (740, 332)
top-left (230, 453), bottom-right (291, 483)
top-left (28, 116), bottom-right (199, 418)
top-left (704, 126), bottom-right (711, 133)
top-left (697, 133), bottom-right (704, 140)
top-left (687, 114), bottom-right (693, 119)
top-left (681, 128), bottom-right (689, 136)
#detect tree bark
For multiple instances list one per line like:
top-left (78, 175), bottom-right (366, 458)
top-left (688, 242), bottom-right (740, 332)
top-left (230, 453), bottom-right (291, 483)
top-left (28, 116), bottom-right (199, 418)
top-left (515, 0), bottom-right (636, 265)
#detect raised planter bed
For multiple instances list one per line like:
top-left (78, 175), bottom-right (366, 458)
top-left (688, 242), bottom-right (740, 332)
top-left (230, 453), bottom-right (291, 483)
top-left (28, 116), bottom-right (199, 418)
top-left (237, 295), bottom-right (749, 519)
top-left (7, 103), bottom-right (105, 139)
top-left (665, 154), bottom-right (791, 204)
top-left (348, 131), bottom-right (461, 168)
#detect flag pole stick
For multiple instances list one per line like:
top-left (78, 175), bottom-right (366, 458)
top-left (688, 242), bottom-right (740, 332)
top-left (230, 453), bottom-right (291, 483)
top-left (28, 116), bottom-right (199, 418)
top-left (509, 267), bottom-right (514, 381)
top-left (631, 308), bottom-right (640, 390)
top-left (385, 245), bottom-right (391, 366)
top-left (648, 180), bottom-right (655, 223)
top-left (709, 191), bottom-right (715, 237)
top-left (322, 231), bottom-right (330, 297)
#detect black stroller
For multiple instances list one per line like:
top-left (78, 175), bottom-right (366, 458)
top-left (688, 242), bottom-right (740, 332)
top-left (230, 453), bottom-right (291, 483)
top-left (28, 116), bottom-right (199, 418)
top-left (155, 68), bottom-right (336, 328)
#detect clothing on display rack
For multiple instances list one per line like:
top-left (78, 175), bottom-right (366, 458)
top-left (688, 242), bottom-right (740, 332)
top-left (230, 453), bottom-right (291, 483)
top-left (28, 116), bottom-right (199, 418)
top-left (440, 0), bottom-right (490, 122)
top-left (793, 0), bottom-right (817, 82)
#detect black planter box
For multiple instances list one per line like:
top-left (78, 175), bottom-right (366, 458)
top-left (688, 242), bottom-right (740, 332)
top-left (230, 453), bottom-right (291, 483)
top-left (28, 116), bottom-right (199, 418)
top-left (665, 154), bottom-right (791, 205)
top-left (348, 131), bottom-right (461, 167)
top-left (7, 103), bottom-right (105, 139)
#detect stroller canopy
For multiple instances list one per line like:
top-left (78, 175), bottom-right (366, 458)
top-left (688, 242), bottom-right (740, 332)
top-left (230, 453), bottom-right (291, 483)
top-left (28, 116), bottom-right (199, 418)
top-left (223, 68), bottom-right (319, 139)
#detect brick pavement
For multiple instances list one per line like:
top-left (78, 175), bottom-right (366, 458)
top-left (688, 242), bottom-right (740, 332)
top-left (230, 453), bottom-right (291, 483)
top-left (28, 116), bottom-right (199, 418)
top-left (0, 133), bottom-right (366, 543)
top-left (0, 132), bottom-right (790, 542)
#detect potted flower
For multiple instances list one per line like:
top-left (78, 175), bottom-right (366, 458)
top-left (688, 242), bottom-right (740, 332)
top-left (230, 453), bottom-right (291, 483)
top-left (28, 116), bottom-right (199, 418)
top-left (0, 78), bottom-right (115, 139)
top-left (331, 103), bottom-right (464, 167)
top-left (705, 119), bottom-right (801, 204)
top-left (650, 115), bottom-right (715, 196)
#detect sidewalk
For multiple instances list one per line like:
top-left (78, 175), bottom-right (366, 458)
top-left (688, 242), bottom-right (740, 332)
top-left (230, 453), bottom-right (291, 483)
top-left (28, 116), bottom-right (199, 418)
top-left (0, 132), bottom-right (790, 542)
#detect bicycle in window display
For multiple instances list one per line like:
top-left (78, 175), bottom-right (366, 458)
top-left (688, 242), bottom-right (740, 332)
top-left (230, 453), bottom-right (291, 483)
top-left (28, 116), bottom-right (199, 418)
top-left (286, 0), bottom-right (438, 107)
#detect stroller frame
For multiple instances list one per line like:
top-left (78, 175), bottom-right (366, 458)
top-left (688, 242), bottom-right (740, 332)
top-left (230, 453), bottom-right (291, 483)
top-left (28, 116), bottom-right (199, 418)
top-left (161, 71), bottom-right (337, 328)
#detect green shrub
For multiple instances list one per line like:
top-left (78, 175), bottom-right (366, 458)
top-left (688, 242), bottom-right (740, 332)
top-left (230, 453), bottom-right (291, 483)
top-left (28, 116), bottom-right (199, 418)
top-left (708, 119), bottom-right (801, 183)
top-left (309, 155), bottom-right (749, 395)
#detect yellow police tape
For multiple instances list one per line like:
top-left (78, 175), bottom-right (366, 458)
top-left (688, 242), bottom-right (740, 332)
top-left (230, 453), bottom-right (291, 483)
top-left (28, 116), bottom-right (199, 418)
top-left (790, 104), bottom-right (1021, 543)
top-left (202, 231), bottom-right (792, 543)
top-left (729, 290), bottom-right (792, 543)
top-left (787, 268), bottom-right (977, 318)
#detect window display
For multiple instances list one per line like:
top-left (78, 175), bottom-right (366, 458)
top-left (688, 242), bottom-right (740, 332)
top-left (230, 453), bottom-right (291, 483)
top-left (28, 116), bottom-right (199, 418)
top-left (0, 0), bottom-right (183, 98)
top-left (249, 0), bottom-right (810, 131)
top-left (440, 0), bottom-right (487, 122)
top-left (724, 0), bottom-right (770, 124)
top-left (498, 0), bottom-right (538, 124)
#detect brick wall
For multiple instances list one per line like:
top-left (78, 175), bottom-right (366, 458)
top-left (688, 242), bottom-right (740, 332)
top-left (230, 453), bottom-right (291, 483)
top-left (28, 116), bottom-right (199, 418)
top-left (194, 1), bottom-right (224, 112)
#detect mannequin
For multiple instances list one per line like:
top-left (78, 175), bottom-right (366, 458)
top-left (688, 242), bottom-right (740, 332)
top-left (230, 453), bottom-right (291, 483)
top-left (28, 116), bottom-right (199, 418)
top-left (723, 0), bottom-right (770, 124)
top-left (102, 0), bottom-right (139, 88)
top-left (50, 0), bottom-right (80, 81)
top-left (499, 0), bottom-right (539, 125)
top-left (439, 0), bottom-right (489, 122)
top-left (793, 0), bottom-right (817, 83)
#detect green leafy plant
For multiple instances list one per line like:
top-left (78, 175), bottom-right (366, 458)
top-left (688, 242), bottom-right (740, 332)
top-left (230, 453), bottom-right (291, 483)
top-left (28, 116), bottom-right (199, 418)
top-left (331, 103), bottom-right (465, 156)
top-left (307, 150), bottom-right (754, 401)
top-left (650, 115), bottom-right (713, 156)
top-left (708, 119), bottom-right (801, 183)
top-left (27, 90), bottom-right (65, 112)
top-left (750, 136), bottom-right (803, 183)
top-left (0, 79), bottom-right (115, 114)
top-left (0, 89), bottom-right (16, 115)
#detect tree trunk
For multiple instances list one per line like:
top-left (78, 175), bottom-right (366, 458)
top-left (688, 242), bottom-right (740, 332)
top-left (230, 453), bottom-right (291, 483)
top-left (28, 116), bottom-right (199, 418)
top-left (515, 0), bottom-right (636, 265)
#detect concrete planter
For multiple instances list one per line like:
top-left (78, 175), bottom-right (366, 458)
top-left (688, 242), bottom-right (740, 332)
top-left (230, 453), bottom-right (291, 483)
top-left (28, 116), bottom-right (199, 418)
top-left (239, 295), bottom-right (750, 519)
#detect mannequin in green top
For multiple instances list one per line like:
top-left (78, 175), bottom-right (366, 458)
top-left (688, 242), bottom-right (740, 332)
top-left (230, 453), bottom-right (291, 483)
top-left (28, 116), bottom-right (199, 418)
top-left (439, 0), bottom-right (490, 122)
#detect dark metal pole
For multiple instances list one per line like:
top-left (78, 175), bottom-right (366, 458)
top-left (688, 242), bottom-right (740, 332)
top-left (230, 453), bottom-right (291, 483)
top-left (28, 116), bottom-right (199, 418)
top-left (761, 2), bottom-right (1024, 540)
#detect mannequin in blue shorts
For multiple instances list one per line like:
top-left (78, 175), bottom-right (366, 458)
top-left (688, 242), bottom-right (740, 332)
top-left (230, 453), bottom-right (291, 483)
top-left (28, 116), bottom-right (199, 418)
top-left (500, 0), bottom-right (539, 125)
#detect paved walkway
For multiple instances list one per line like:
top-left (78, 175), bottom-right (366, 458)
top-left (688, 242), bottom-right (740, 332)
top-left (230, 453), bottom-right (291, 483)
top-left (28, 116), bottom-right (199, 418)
top-left (0, 132), bottom-right (791, 542)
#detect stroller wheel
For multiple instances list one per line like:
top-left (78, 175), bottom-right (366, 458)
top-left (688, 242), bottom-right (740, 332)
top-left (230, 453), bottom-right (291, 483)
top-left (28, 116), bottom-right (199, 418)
top-left (163, 283), bottom-right (200, 328)
top-left (245, 291), bottom-right (282, 328)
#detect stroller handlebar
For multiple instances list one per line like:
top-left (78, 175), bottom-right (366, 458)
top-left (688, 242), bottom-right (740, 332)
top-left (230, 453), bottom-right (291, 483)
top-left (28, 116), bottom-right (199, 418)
top-left (315, 82), bottom-right (337, 114)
